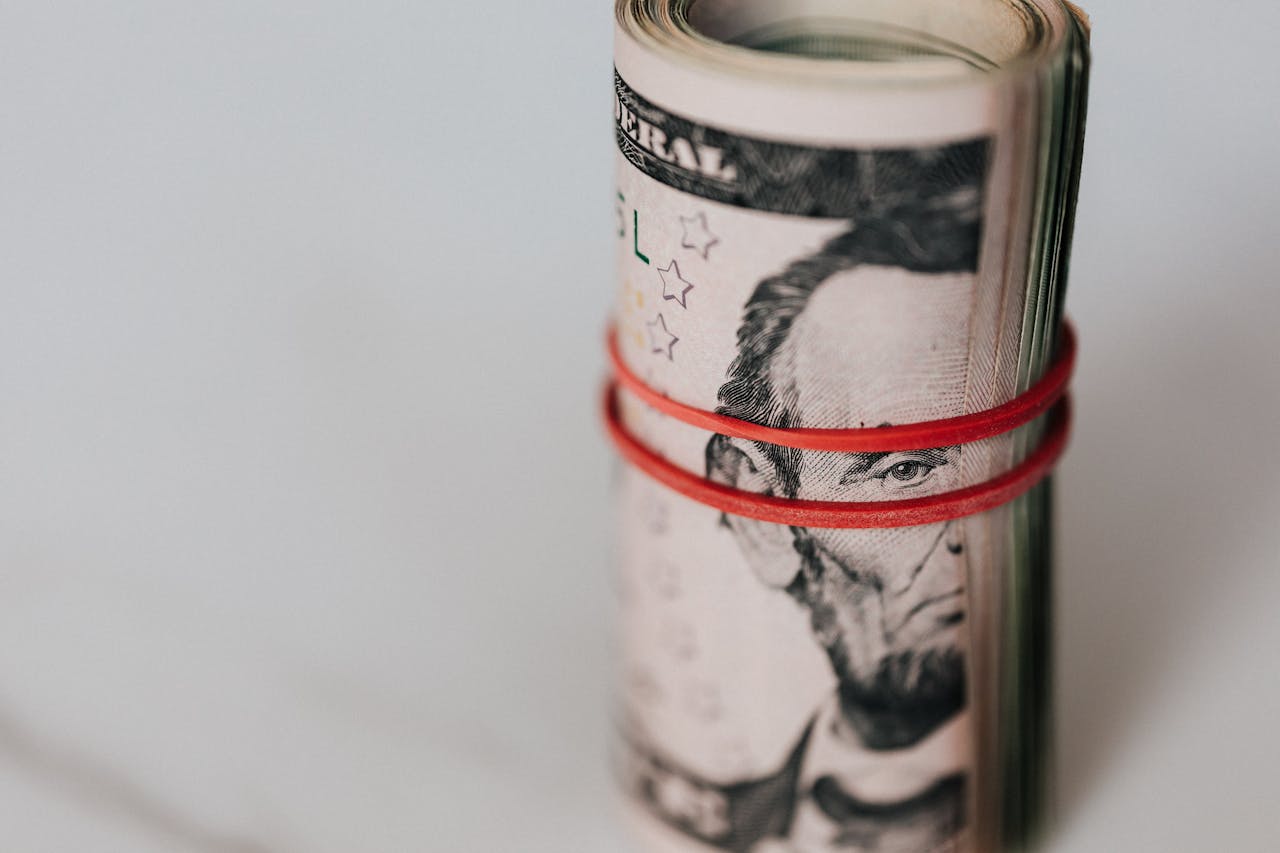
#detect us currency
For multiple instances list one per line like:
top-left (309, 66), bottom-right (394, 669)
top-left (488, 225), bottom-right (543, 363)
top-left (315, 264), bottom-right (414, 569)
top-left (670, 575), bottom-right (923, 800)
top-left (608, 2), bottom-right (1090, 852)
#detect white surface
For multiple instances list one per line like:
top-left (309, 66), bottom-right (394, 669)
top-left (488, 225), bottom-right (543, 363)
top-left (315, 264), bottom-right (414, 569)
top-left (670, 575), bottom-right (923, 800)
top-left (0, 2), bottom-right (1277, 851)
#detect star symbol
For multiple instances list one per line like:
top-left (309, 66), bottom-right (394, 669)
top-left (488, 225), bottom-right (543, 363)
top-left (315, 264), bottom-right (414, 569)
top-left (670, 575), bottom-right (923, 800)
top-left (622, 278), bottom-right (644, 313)
top-left (684, 681), bottom-right (723, 722)
top-left (679, 212), bottom-right (719, 259)
top-left (649, 556), bottom-right (680, 597)
top-left (657, 260), bottom-right (695, 309)
top-left (646, 314), bottom-right (679, 361)
top-left (662, 617), bottom-right (698, 661)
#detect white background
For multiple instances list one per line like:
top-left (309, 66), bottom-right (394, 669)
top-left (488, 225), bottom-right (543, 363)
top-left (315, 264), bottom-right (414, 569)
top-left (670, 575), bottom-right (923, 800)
top-left (0, 1), bottom-right (1277, 851)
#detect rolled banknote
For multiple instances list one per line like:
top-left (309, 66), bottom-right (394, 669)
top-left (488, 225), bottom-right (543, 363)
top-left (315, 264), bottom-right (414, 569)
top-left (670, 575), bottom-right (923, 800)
top-left (606, 2), bottom-right (1089, 852)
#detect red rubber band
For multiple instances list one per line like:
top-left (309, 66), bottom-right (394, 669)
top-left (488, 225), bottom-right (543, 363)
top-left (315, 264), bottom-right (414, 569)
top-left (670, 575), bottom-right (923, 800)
top-left (604, 386), bottom-right (1071, 529)
top-left (608, 322), bottom-right (1076, 453)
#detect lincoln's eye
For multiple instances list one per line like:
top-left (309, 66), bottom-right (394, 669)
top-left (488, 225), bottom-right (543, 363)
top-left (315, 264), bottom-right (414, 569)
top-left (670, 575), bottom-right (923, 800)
top-left (889, 461), bottom-right (931, 482)
top-left (845, 452), bottom-right (950, 491)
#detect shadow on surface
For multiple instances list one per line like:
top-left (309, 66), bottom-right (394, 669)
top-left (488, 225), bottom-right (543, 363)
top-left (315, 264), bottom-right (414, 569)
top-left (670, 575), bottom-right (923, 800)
top-left (0, 702), bottom-right (282, 853)
top-left (1052, 212), bottom-right (1278, 829)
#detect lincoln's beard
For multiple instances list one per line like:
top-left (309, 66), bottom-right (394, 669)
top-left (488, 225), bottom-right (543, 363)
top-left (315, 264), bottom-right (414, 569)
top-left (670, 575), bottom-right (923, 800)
top-left (791, 538), bottom-right (967, 750)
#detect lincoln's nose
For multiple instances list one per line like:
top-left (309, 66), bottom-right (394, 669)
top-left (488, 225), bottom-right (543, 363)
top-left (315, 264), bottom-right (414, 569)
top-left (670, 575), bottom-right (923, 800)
top-left (884, 522), bottom-right (966, 634)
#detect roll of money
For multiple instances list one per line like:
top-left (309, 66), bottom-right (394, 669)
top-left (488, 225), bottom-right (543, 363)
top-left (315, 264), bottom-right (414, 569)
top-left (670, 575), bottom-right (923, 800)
top-left (606, 2), bottom-right (1089, 851)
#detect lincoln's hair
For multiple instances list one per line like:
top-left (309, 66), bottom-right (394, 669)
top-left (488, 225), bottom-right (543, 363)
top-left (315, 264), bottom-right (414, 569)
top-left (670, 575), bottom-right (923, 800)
top-left (708, 186), bottom-right (985, 498)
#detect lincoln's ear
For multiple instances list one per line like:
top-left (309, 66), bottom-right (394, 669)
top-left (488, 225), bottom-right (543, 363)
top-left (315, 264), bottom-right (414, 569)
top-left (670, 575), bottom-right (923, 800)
top-left (705, 435), bottom-right (803, 588)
